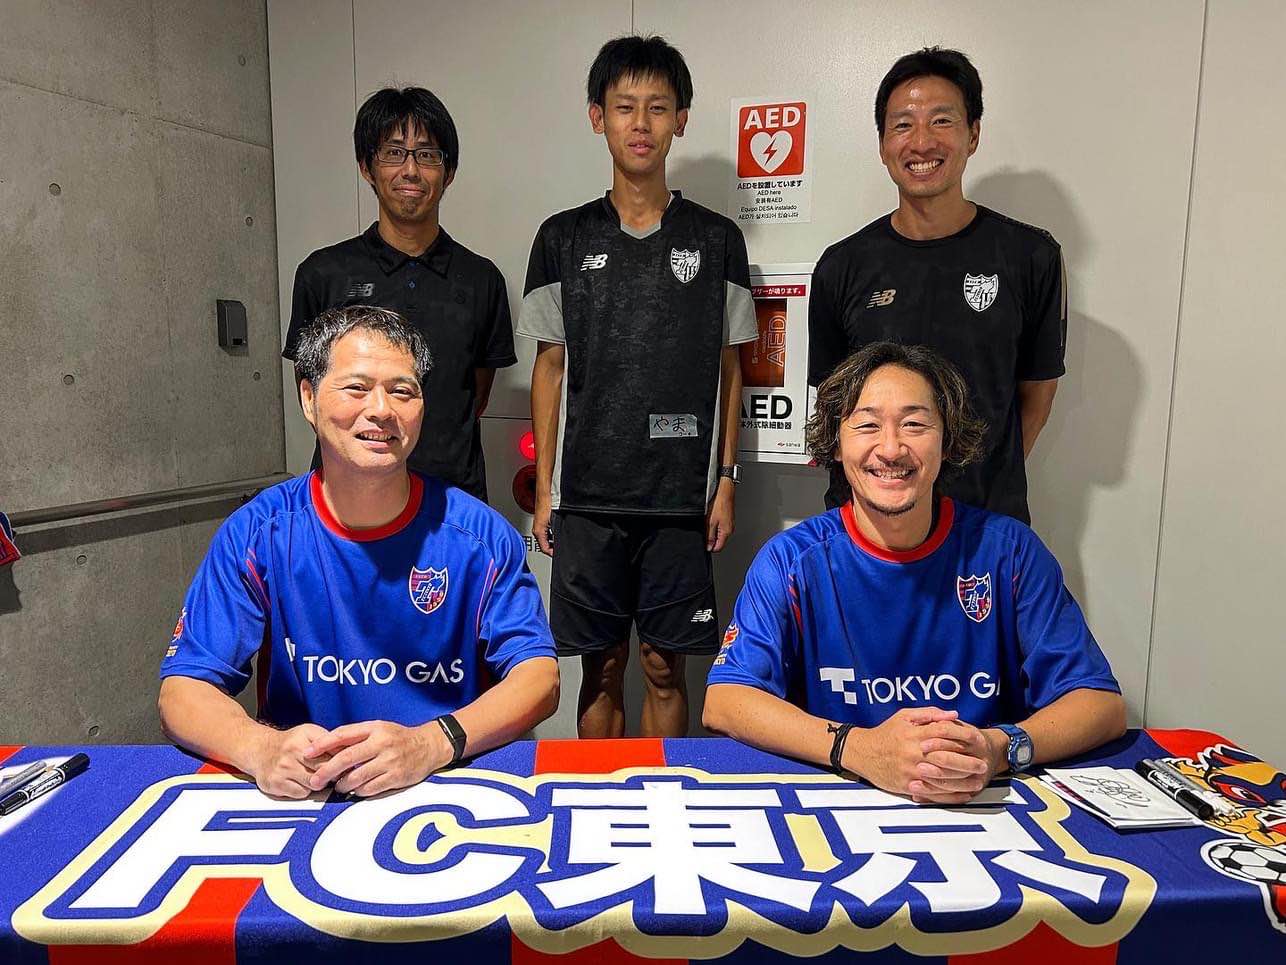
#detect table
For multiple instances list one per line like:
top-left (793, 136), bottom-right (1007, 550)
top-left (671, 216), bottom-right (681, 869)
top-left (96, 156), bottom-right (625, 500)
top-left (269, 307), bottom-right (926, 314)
top-left (1, 729), bottom-right (1283, 963)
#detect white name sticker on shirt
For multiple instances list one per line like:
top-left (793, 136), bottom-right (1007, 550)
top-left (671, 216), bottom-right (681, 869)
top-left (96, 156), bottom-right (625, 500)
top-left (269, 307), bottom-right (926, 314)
top-left (649, 414), bottom-right (699, 438)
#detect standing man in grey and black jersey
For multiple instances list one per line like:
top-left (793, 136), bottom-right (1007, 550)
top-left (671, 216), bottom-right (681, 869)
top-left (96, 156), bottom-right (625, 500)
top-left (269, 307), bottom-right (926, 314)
top-left (809, 48), bottom-right (1065, 524)
top-left (518, 35), bottom-right (757, 739)
top-left (283, 87), bottom-right (516, 502)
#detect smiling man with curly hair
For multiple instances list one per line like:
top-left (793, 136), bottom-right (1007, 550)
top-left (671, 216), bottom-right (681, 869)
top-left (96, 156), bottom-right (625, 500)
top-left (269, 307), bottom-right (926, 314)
top-left (704, 341), bottom-right (1124, 805)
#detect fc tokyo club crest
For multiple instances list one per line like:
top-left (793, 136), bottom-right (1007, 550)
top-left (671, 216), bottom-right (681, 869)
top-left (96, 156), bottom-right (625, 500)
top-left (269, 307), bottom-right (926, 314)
top-left (409, 565), bottom-right (449, 615)
top-left (670, 248), bottom-right (701, 284)
top-left (957, 573), bottom-right (993, 623)
top-left (963, 273), bottom-right (999, 312)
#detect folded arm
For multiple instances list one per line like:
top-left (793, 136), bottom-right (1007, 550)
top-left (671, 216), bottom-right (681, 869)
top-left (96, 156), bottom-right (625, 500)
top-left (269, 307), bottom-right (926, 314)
top-left (706, 682), bottom-right (1126, 804)
top-left (303, 656), bottom-right (560, 796)
top-left (159, 675), bottom-right (328, 799)
top-left (704, 683), bottom-right (961, 798)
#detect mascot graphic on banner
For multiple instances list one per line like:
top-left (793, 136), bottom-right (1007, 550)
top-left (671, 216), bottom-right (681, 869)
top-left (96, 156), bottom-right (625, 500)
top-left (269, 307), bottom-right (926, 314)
top-left (1173, 743), bottom-right (1286, 932)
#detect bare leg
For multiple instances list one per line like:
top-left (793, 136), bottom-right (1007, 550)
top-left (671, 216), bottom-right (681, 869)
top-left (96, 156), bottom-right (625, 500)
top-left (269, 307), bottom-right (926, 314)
top-left (638, 641), bottom-right (688, 738)
top-left (577, 641), bottom-right (629, 738)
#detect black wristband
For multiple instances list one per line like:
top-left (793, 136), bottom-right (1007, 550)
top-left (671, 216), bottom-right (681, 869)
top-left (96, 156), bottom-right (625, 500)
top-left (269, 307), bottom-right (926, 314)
top-left (828, 723), bottom-right (855, 775)
top-left (436, 713), bottom-right (467, 764)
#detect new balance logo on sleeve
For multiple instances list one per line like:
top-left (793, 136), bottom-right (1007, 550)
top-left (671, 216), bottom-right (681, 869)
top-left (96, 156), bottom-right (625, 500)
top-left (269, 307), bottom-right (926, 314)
top-left (690, 608), bottom-right (714, 623)
top-left (866, 288), bottom-right (896, 308)
top-left (580, 253), bottom-right (608, 271)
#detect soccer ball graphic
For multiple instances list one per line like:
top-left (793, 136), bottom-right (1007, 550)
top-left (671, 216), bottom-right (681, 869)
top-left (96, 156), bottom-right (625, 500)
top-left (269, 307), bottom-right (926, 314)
top-left (1205, 840), bottom-right (1286, 886)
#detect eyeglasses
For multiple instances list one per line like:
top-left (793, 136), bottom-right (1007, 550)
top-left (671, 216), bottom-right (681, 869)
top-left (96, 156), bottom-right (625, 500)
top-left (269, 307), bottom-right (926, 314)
top-left (375, 145), bottom-right (446, 167)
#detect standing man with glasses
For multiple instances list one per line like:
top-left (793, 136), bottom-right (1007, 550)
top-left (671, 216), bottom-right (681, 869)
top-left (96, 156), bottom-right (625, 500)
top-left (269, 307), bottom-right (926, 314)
top-left (283, 87), bottom-right (516, 502)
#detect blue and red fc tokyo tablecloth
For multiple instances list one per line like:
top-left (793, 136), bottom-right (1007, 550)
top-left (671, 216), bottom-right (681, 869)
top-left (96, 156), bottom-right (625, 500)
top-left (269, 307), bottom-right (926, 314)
top-left (1, 729), bottom-right (1283, 963)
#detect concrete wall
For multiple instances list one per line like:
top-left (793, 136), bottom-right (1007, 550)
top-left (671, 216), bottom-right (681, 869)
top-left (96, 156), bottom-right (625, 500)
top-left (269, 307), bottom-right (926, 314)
top-left (0, 1), bottom-right (282, 743)
top-left (266, 1), bottom-right (1280, 755)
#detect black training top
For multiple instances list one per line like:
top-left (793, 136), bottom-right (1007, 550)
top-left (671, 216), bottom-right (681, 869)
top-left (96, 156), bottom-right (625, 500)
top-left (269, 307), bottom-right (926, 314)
top-left (808, 205), bottom-right (1065, 523)
top-left (517, 192), bottom-right (757, 516)
top-left (282, 223), bottom-right (516, 501)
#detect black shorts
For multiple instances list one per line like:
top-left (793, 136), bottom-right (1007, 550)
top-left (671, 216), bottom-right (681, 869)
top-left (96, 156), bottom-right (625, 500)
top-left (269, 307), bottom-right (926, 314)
top-left (549, 510), bottom-right (719, 656)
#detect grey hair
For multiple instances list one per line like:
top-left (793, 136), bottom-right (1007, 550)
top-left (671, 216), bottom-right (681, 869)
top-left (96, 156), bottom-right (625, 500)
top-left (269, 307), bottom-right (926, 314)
top-left (292, 305), bottom-right (433, 387)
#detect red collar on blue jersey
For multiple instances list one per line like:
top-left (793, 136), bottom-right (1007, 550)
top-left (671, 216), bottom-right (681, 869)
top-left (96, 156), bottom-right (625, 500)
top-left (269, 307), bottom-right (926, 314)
top-left (841, 496), bottom-right (955, 563)
top-left (309, 470), bottom-right (424, 542)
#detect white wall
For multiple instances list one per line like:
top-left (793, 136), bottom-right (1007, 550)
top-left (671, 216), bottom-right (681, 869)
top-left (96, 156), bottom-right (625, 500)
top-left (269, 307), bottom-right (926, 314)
top-left (1148, 0), bottom-right (1286, 766)
top-left (628, 0), bottom-right (1203, 732)
top-left (268, 1), bottom-right (1282, 754)
top-left (268, 0), bottom-right (362, 471)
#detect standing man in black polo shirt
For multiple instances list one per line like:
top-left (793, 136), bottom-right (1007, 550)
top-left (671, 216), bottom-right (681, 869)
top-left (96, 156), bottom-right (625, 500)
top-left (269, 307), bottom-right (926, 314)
top-left (809, 48), bottom-right (1065, 524)
top-left (283, 87), bottom-right (515, 501)
top-left (518, 36), bottom-right (757, 739)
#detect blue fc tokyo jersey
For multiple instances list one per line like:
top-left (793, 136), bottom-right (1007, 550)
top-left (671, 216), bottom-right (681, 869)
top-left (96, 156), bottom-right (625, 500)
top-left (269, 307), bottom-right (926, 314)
top-left (160, 472), bottom-right (555, 729)
top-left (707, 498), bottom-right (1118, 727)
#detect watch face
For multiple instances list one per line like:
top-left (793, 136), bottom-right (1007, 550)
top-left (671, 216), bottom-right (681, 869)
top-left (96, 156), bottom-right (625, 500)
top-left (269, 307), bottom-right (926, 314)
top-left (1016, 742), bottom-right (1033, 767)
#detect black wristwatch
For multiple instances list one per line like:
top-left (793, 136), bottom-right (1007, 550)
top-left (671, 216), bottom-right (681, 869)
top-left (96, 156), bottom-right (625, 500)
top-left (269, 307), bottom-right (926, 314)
top-left (718, 464), bottom-right (742, 484)
top-left (435, 713), bottom-right (468, 764)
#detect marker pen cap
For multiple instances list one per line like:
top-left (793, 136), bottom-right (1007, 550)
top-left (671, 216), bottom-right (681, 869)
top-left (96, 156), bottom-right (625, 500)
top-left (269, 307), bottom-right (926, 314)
top-left (59, 754), bottom-right (90, 778)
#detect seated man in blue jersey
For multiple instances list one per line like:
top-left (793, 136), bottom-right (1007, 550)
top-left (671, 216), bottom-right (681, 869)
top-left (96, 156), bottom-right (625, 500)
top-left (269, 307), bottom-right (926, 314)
top-left (159, 305), bottom-right (559, 799)
top-left (703, 341), bottom-right (1124, 804)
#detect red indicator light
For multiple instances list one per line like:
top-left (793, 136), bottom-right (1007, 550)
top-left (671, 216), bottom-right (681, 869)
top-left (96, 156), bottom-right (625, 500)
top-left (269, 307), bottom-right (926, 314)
top-left (518, 431), bottom-right (536, 462)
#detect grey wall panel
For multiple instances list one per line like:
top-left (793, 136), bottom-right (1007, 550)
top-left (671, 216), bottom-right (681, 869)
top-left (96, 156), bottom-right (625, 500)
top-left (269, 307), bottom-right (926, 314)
top-left (1148, 0), bottom-right (1286, 765)
top-left (0, 497), bottom-right (254, 743)
top-left (0, 0), bottom-right (159, 114)
top-left (157, 124), bottom-right (284, 486)
top-left (266, 0), bottom-right (361, 473)
top-left (0, 500), bottom-right (235, 743)
top-left (0, 1), bottom-right (277, 745)
top-left (0, 522), bottom-right (180, 743)
top-left (154, 0), bottom-right (273, 147)
top-left (0, 81), bottom-right (178, 511)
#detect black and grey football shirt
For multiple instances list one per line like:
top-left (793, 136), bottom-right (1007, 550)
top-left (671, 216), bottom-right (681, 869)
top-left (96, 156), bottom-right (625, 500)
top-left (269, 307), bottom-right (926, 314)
top-left (518, 192), bottom-right (757, 515)
top-left (808, 205), bottom-right (1066, 523)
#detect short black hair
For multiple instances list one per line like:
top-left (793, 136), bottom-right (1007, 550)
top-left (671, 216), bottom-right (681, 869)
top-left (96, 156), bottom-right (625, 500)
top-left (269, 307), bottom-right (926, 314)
top-left (587, 35), bottom-right (693, 110)
top-left (293, 305), bottom-right (433, 391)
top-left (874, 47), bottom-right (983, 136)
top-left (354, 86), bottom-right (460, 176)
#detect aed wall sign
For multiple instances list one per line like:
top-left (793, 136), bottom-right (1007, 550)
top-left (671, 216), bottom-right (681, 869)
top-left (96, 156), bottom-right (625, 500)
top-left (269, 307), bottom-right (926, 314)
top-left (738, 263), bottom-right (814, 465)
top-left (730, 99), bottom-right (812, 223)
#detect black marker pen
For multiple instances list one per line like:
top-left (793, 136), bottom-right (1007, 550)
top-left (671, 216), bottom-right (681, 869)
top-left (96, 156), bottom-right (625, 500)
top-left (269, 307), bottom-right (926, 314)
top-left (0, 762), bottom-right (49, 800)
top-left (1134, 758), bottom-right (1212, 820)
top-left (0, 753), bottom-right (89, 817)
top-left (1154, 758), bottom-right (1239, 817)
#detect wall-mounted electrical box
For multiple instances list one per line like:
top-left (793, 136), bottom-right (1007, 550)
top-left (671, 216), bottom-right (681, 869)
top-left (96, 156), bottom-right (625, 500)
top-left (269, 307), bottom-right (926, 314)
top-left (216, 299), bottom-right (248, 349)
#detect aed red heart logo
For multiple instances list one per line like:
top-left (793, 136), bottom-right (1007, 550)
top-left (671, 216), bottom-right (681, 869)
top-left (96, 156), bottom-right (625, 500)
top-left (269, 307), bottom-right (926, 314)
top-left (737, 102), bottom-right (806, 177)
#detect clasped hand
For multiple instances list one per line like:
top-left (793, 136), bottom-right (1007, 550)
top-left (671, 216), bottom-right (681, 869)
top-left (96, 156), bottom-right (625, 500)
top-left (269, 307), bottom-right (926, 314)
top-left (842, 707), bottom-right (1006, 804)
top-left (249, 719), bottom-right (452, 800)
